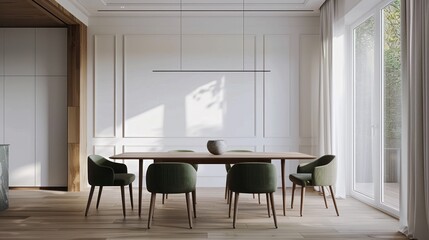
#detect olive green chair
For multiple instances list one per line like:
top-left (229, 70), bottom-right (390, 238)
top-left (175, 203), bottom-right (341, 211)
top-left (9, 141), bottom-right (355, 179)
top-left (289, 155), bottom-right (339, 217)
top-left (85, 155), bottom-right (135, 217)
top-left (228, 162), bottom-right (278, 229)
top-left (146, 162), bottom-right (197, 229)
top-left (162, 150), bottom-right (198, 205)
top-left (224, 150), bottom-right (259, 204)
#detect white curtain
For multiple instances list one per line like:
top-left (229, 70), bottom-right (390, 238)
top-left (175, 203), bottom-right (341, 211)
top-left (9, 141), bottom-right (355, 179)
top-left (401, 0), bottom-right (429, 239)
top-left (319, 0), bottom-right (333, 156)
top-left (319, 0), bottom-right (346, 198)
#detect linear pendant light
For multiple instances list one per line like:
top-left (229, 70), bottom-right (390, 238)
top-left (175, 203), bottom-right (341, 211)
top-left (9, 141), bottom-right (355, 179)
top-left (152, 0), bottom-right (271, 73)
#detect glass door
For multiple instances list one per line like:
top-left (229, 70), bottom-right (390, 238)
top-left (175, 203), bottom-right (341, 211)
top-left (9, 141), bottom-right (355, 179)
top-left (351, 0), bottom-right (401, 217)
top-left (353, 15), bottom-right (378, 200)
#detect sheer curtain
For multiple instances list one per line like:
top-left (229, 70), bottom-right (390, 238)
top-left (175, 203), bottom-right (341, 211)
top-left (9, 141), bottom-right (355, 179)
top-left (401, 0), bottom-right (429, 239)
top-left (319, 0), bottom-right (346, 198)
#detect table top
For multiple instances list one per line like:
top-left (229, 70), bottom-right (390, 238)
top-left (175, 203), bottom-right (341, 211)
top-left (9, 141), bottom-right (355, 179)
top-left (110, 152), bottom-right (316, 161)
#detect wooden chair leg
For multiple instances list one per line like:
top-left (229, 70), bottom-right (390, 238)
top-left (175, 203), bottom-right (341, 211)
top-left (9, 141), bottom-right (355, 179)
top-left (85, 186), bottom-right (95, 216)
top-left (291, 183), bottom-right (296, 209)
top-left (152, 193), bottom-right (156, 219)
top-left (228, 190), bottom-right (234, 218)
top-left (192, 190), bottom-right (197, 218)
top-left (225, 181), bottom-right (228, 200)
top-left (120, 186), bottom-right (126, 217)
top-left (148, 193), bottom-right (156, 229)
top-left (166, 193), bottom-right (168, 199)
top-left (162, 194), bottom-right (165, 204)
top-left (96, 186), bottom-right (103, 209)
top-left (233, 192), bottom-right (240, 229)
top-left (329, 186), bottom-right (339, 216)
top-left (269, 192), bottom-right (278, 228)
top-left (321, 186), bottom-right (328, 209)
top-left (258, 193), bottom-right (261, 204)
top-left (129, 184), bottom-right (134, 210)
top-left (300, 186), bottom-right (305, 217)
top-left (266, 193), bottom-right (271, 218)
top-left (185, 192), bottom-right (193, 229)
top-left (253, 193), bottom-right (255, 199)
top-left (227, 189), bottom-right (232, 204)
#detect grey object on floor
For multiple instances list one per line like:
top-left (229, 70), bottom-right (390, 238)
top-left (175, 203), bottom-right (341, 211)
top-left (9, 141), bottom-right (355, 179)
top-left (0, 144), bottom-right (9, 211)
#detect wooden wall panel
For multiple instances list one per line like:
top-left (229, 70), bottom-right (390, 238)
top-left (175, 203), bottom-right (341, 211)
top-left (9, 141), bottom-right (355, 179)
top-left (67, 23), bottom-right (87, 192)
top-left (94, 35), bottom-right (115, 138)
top-left (68, 143), bottom-right (80, 191)
top-left (0, 29), bottom-right (3, 75)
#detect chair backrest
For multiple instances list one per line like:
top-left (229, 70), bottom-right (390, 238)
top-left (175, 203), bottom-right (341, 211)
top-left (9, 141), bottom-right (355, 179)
top-left (225, 150), bottom-right (253, 172)
top-left (169, 150), bottom-right (194, 152)
top-left (309, 155), bottom-right (336, 186)
top-left (146, 162), bottom-right (197, 194)
top-left (228, 162), bottom-right (277, 193)
top-left (168, 149), bottom-right (198, 171)
top-left (87, 155), bottom-right (115, 186)
top-left (316, 155), bottom-right (336, 167)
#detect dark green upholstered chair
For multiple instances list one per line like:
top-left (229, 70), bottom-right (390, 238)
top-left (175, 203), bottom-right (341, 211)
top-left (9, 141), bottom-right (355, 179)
top-left (228, 162), bottom-right (278, 229)
top-left (162, 150), bottom-right (198, 205)
top-left (224, 150), bottom-right (255, 203)
top-left (146, 162), bottom-right (197, 229)
top-left (85, 155), bottom-right (135, 217)
top-left (289, 155), bottom-right (339, 217)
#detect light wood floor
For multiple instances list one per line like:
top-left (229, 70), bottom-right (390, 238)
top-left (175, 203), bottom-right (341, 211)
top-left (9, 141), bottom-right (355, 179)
top-left (0, 188), bottom-right (406, 239)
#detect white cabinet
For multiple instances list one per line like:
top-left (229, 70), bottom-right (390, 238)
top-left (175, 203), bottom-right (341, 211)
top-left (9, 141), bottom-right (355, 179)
top-left (0, 30), bottom-right (4, 75)
top-left (5, 76), bottom-right (36, 186)
top-left (36, 29), bottom-right (67, 76)
top-left (4, 29), bottom-right (36, 76)
top-left (0, 28), bottom-right (67, 187)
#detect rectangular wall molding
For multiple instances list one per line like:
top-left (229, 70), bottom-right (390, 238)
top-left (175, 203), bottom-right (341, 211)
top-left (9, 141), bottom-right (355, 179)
top-left (88, 16), bottom-right (320, 187)
top-left (94, 35), bottom-right (116, 138)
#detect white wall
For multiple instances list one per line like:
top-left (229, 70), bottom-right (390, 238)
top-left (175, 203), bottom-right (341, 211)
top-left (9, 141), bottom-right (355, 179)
top-left (88, 15), bottom-right (320, 187)
top-left (0, 28), bottom-right (67, 187)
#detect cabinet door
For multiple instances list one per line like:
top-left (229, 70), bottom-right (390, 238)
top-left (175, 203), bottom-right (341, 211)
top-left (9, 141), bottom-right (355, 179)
top-left (4, 29), bottom-right (35, 76)
top-left (5, 76), bottom-right (36, 186)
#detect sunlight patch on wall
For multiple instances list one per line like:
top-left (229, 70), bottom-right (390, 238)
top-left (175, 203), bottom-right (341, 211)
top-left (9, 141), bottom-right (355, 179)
top-left (185, 76), bottom-right (226, 137)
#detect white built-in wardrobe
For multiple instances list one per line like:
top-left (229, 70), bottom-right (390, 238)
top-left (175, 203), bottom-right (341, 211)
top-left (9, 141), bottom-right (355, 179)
top-left (0, 28), bottom-right (67, 187)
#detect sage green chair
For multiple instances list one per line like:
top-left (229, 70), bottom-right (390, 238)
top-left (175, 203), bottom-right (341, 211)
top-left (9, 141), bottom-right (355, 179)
top-left (228, 162), bottom-right (278, 229)
top-left (162, 150), bottom-right (198, 206)
top-left (146, 162), bottom-right (197, 229)
top-left (224, 150), bottom-right (259, 204)
top-left (289, 155), bottom-right (339, 217)
top-left (85, 155), bottom-right (135, 217)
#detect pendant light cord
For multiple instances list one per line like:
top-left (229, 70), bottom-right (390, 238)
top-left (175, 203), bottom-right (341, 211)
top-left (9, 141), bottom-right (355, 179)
top-left (242, 0), bottom-right (245, 71)
top-left (180, 0), bottom-right (183, 70)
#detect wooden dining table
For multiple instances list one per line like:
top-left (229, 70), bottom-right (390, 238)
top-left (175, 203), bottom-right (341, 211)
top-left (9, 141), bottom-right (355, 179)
top-left (110, 151), bottom-right (315, 216)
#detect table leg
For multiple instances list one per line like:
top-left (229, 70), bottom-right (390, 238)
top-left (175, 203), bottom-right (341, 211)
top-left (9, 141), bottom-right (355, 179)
top-left (139, 159), bottom-right (143, 217)
top-left (281, 159), bottom-right (286, 216)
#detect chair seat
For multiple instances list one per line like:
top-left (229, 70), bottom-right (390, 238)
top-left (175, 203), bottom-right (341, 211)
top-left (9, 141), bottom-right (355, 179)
top-left (113, 173), bottom-right (136, 186)
top-left (289, 173), bottom-right (312, 187)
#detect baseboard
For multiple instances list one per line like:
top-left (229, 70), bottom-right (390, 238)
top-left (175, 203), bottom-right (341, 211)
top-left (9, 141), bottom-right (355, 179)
top-left (9, 186), bottom-right (68, 191)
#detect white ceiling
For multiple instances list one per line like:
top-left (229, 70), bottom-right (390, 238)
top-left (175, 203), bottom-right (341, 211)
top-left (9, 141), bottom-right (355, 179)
top-left (69, 0), bottom-right (325, 17)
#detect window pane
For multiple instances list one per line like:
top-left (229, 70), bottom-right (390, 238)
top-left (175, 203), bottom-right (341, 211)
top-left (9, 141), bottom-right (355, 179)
top-left (382, 0), bottom-right (401, 210)
top-left (354, 16), bottom-right (375, 199)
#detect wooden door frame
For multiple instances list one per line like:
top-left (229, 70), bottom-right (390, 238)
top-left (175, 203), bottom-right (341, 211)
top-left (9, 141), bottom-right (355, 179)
top-left (32, 0), bottom-right (87, 191)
